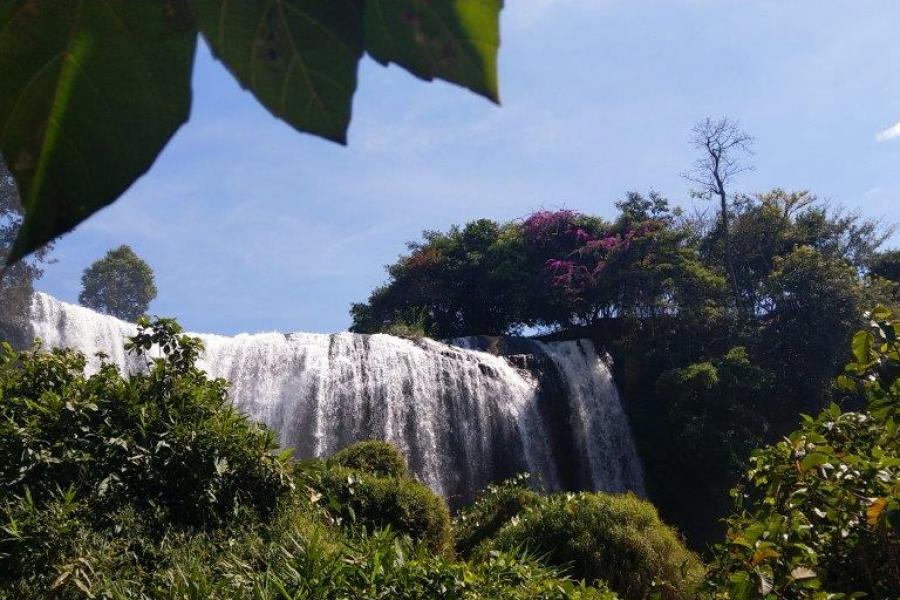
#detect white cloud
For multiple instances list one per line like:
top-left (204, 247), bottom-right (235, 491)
top-left (876, 121), bottom-right (900, 142)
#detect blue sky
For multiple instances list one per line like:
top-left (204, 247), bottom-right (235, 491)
top-left (37, 0), bottom-right (900, 334)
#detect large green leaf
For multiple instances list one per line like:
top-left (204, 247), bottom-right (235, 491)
top-left (364, 0), bottom-right (502, 103)
top-left (1, 1), bottom-right (503, 264)
top-left (0, 0), bottom-right (197, 264)
top-left (190, 0), bottom-right (364, 144)
top-left (851, 330), bottom-right (875, 365)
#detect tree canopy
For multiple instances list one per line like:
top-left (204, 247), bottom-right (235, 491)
top-left (351, 190), bottom-right (891, 339)
top-left (79, 245), bottom-right (157, 322)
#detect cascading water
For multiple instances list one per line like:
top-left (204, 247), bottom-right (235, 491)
top-left (26, 292), bottom-right (645, 503)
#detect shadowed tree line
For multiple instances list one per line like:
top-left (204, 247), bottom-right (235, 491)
top-left (351, 189), bottom-right (899, 546)
top-left (0, 159), bottom-right (52, 348)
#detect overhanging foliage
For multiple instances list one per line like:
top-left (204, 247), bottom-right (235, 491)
top-left (0, 0), bottom-right (502, 264)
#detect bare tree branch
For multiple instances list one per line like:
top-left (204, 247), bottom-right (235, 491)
top-left (682, 117), bottom-right (754, 314)
top-left (684, 117), bottom-right (754, 201)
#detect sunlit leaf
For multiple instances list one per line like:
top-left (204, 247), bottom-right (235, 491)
top-left (750, 548), bottom-right (779, 566)
top-left (364, 0), bottom-right (502, 102)
top-left (851, 331), bottom-right (874, 365)
top-left (867, 497), bottom-right (887, 527)
top-left (0, 1), bottom-right (504, 260)
top-left (800, 453), bottom-right (829, 471)
top-left (789, 566), bottom-right (816, 580)
top-left (190, 0), bottom-right (364, 144)
top-left (0, 0), bottom-right (197, 263)
top-left (871, 305), bottom-right (893, 322)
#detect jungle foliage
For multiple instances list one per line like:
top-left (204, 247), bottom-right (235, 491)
top-left (2, 285), bottom-right (898, 599)
top-left (455, 474), bottom-right (704, 600)
top-left (704, 307), bottom-right (900, 599)
top-left (350, 189), bottom-right (893, 338)
top-left (0, 0), bottom-right (502, 263)
top-left (0, 320), bottom-right (617, 599)
top-left (352, 189), bottom-right (899, 546)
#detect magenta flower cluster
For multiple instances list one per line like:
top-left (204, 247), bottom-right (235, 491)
top-left (523, 210), bottom-right (633, 297)
top-left (522, 210), bottom-right (586, 244)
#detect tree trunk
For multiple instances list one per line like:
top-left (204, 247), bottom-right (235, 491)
top-left (716, 182), bottom-right (742, 314)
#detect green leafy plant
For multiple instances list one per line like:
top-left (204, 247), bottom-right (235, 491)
top-left (454, 473), bottom-right (540, 558)
top-left (0, 318), bottom-right (294, 589)
top-left (327, 438), bottom-right (409, 478)
top-left (0, 0), bottom-right (503, 263)
top-left (460, 478), bottom-right (703, 600)
top-left (705, 306), bottom-right (900, 599)
top-left (302, 456), bottom-right (452, 553)
top-left (383, 314), bottom-right (432, 341)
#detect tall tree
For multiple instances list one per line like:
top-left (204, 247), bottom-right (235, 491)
top-left (685, 117), bottom-right (754, 312)
top-left (79, 245), bottom-right (157, 322)
top-left (0, 157), bottom-right (51, 346)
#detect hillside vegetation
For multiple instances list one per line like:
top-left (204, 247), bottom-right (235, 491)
top-left (1, 303), bottom-right (898, 598)
top-left (351, 190), bottom-right (900, 544)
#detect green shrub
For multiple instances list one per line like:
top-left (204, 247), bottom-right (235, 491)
top-left (0, 491), bottom-right (614, 600)
top-left (705, 306), bottom-right (900, 599)
top-left (455, 473), bottom-right (541, 557)
top-left (383, 319), bottom-right (429, 341)
top-left (0, 320), bottom-right (293, 530)
top-left (0, 319), bottom-right (294, 591)
top-left (481, 492), bottom-right (703, 600)
top-left (155, 517), bottom-right (619, 600)
top-left (267, 530), bottom-right (621, 600)
top-left (313, 441), bottom-right (450, 552)
top-left (307, 464), bottom-right (452, 553)
top-left (328, 439), bottom-right (409, 478)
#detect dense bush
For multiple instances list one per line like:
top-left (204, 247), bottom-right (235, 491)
top-left (213, 525), bottom-right (618, 600)
top-left (328, 438), bottom-right (409, 478)
top-left (705, 307), bottom-right (900, 599)
top-left (305, 461), bottom-right (452, 553)
top-left (455, 473), bottom-right (540, 557)
top-left (0, 319), bottom-right (294, 594)
top-left (461, 479), bottom-right (703, 600)
top-left (655, 347), bottom-right (770, 483)
top-left (0, 488), bottom-right (616, 600)
top-left (238, 523), bottom-right (618, 600)
top-left (0, 318), bottom-right (294, 524)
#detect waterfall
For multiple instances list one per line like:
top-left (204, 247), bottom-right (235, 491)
top-left (26, 292), bottom-right (645, 503)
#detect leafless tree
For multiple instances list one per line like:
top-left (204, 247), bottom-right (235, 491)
top-left (684, 117), bottom-right (754, 312)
